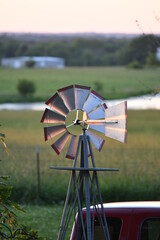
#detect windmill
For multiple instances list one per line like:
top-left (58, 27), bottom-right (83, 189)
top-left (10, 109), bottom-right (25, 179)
top-left (41, 84), bottom-right (127, 239)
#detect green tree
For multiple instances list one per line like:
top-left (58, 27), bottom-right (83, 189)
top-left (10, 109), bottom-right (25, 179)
top-left (17, 79), bottom-right (36, 96)
top-left (145, 52), bottom-right (158, 66)
top-left (123, 34), bottom-right (160, 65)
top-left (25, 60), bottom-right (35, 68)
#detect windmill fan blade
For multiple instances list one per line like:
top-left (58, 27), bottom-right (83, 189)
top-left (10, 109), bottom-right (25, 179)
top-left (89, 124), bottom-right (105, 134)
top-left (46, 93), bottom-right (69, 116)
top-left (44, 125), bottom-right (66, 141)
top-left (58, 85), bottom-right (75, 111)
top-left (52, 131), bottom-right (70, 155)
top-left (87, 130), bottom-right (105, 151)
top-left (41, 108), bottom-right (65, 124)
top-left (75, 85), bottom-right (90, 109)
top-left (83, 90), bottom-right (105, 113)
top-left (66, 135), bottom-right (77, 160)
top-left (88, 103), bottom-right (107, 119)
top-left (105, 101), bottom-right (127, 143)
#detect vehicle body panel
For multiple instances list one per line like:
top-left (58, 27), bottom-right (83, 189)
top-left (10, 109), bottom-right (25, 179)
top-left (70, 202), bottom-right (160, 240)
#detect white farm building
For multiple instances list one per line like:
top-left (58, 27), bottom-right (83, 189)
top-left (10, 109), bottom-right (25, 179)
top-left (1, 56), bottom-right (65, 69)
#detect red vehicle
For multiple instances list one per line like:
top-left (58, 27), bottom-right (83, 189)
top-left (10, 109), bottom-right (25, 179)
top-left (70, 201), bottom-right (160, 240)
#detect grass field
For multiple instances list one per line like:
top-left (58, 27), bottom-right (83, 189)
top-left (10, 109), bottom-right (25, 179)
top-left (17, 204), bottom-right (64, 240)
top-left (0, 67), bottom-right (160, 102)
top-left (1, 109), bottom-right (160, 203)
top-left (1, 109), bottom-right (160, 239)
top-left (1, 66), bottom-right (160, 239)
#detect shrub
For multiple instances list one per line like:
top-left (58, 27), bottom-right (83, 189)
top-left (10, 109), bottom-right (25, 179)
top-left (145, 52), bottom-right (158, 67)
top-left (25, 60), bottom-right (35, 68)
top-left (17, 79), bottom-right (36, 96)
top-left (0, 126), bottom-right (41, 239)
top-left (127, 60), bottom-right (143, 69)
top-left (94, 81), bottom-right (103, 92)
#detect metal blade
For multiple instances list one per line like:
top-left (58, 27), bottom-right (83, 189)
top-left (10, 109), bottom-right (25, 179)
top-left (75, 85), bottom-right (90, 109)
top-left (45, 92), bottom-right (69, 116)
top-left (66, 135), bottom-right (77, 160)
top-left (89, 124), bottom-right (105, 134)
top-left (105, 101), bottom-right (127, 143)
top-left (58, 85), bottom-right (75, 111)
top-left (83, 90), bottom-right (105, 113)
top-left (87, 130), bottom-right (105, 151)
top-left (88, 103), bottom-right (107, 120)
top-left (51, 131), bottom-right (70, 155)
top-left (44, 125), bottom-right (66, 141)
top-left (41, 108), bottom-right (65, 124)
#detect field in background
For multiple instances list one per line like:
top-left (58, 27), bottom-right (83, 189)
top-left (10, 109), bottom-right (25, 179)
top-left (0, 67), bottom-right (160, 102)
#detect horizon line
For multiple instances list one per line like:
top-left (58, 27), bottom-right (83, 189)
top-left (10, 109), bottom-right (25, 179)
top-left (1, 31), bottom-right (160, 35)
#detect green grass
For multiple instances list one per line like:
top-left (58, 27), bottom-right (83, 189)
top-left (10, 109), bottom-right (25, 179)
top-left (1, 109), bottom-right (160, 204)
top-left (0, 67), bottom-right (160, 102)
top-left (17, 204), bottom-right (64, 240)
top-left (1, 109), bottom-right (160, 239)
top-left (1, 66), bottom-right (160, 239)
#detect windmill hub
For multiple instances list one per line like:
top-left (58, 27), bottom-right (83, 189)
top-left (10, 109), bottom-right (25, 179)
top-left (41, 84), bottom-right (127, 159)
top-left (74, 119), bottom-right (81, 125)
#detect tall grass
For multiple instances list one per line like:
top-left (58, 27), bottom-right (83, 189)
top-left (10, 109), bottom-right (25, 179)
top-left (1, 109), bottom-right (160, 203)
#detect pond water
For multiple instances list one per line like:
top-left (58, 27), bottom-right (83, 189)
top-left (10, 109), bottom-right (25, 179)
top-left (0, 94), bottom-right (159, 111)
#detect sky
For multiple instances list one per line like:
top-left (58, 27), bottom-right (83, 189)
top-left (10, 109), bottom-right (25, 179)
top-left (0, 0), bottom-right (160, 34)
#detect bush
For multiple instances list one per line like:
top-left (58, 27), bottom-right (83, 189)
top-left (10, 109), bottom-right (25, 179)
top-left (25, 60), bottom-right (35, 68)
top-left (94, 81), bottom-right (103, 92)
top-left (17, 79), bottom-right (36, 96)
top-left (145, 52), bottom-right (158, 67)
top-left (127, 60), bottom-right (143, 69)
top-left (0, 126), bottom-right (41, 239)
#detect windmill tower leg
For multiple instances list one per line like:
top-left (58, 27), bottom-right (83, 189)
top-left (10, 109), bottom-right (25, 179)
top-left (57, 134), bottom-right (110, 240)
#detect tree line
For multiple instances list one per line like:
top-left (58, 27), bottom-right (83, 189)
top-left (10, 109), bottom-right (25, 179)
top-left (0, 34), bottom-right (159, 67)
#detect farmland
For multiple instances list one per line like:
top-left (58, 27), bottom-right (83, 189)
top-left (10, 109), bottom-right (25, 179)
top-left (0, 67), bottom-right (160, 103)
top-left (1, 109), bottom-right (160, 239)
top-left (0, 66), bottom-right (160, 239)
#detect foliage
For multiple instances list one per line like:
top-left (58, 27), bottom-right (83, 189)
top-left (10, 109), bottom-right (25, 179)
top-left (127, 60), bottom-right (143, 69)
top-left (25, 60), bottom-right (35, 68)
top-left (0, 34), bottom-right (130, 66)
top-left (17, 79), bottom-right (36, 96)
top-left (94, 80), bottom-right (103, 92)
top-left (0, 126), bottom-right (43, 239)
top-left (145, 52), bottom-right (159, 67)
top-left (123, 34), bottom-right (160, 65)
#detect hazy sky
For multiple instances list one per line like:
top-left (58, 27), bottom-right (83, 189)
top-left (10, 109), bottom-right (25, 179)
top-left (0, 0), bottom-right (160, 34)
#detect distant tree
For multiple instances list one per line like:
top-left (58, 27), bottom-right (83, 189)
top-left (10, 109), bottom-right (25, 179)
top-left (123, 34), bottom-right (160, 65)
top-left (145, 52), bottom-right (158, 67)
top-left (17, 79), bottom-right (36, 96)
top-left (25, 60), bottom-right (35, 68)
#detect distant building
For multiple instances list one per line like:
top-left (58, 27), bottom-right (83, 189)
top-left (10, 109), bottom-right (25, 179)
top-left (156, 48), bottom-right (160, 61)
top-left (1, 56), bottom-right (65, 69)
